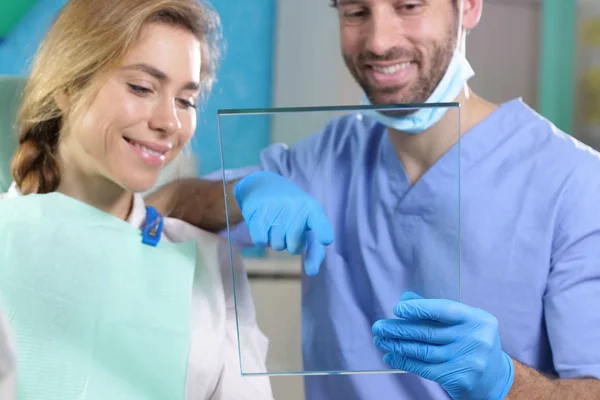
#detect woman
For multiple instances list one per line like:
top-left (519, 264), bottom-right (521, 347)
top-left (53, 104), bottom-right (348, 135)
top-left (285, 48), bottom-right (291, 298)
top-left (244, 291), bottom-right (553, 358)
top-left (0, 0), bottom-right (273, 398)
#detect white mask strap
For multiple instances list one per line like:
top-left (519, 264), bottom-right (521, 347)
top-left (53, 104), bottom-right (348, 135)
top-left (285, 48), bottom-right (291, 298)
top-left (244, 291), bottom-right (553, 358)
top-left (456, 0), bottom-right (465, 51)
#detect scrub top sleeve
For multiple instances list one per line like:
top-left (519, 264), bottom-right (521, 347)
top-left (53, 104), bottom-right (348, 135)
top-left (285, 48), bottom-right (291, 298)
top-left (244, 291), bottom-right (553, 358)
top-left (212, 240), bottom-right (274, 399)
top-left (203, 128), bottom-right (327, 246)
top-left (544, 172), bottom-right (600, 380)
top-left (259, 134), bottom-right (324, 192)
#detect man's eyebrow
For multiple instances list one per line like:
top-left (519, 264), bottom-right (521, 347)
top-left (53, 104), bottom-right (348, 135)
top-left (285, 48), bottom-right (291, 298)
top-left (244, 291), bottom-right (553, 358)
top-left (120, 63), bottom-right (200, 91)
top-left (337, 0), bottom-right (366, 6)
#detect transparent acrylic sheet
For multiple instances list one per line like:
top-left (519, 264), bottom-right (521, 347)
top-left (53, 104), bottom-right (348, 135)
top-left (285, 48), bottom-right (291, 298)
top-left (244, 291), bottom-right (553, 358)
top-left (217, 103), bottom-right (461, 376)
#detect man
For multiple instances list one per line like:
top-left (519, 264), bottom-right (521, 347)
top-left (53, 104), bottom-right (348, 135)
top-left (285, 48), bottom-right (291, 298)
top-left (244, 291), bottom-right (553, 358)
top-left (147, 0), bottom-right (600, 398)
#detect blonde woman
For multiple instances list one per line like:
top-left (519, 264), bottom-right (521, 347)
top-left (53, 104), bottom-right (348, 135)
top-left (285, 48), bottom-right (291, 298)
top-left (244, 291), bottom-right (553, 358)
top-left (0, 0), bottom-right (273, 398)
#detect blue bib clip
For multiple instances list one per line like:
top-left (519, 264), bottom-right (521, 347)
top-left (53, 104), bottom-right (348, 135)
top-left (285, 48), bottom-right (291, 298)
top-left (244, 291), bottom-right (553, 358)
top-left (142, 206), bottom-right (164, 247)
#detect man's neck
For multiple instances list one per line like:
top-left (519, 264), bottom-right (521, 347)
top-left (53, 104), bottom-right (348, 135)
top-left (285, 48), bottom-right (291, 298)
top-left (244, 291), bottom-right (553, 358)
top-left (387, 87), bottom-right (497, 185)
top-left (56, 158), bottom-right (133, 221)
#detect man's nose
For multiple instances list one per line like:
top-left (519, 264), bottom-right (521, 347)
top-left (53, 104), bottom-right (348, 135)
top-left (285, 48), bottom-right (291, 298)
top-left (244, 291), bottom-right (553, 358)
top-left (365, 10), bottom-right (402, 56)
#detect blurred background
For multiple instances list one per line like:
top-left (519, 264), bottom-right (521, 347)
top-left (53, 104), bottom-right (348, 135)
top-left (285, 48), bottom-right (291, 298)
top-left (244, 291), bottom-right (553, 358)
top-left (1, 0), bottom-right (599, 398)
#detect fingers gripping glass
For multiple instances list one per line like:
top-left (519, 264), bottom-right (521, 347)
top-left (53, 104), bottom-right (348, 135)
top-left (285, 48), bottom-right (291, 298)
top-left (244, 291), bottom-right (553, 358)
top-left (217, 103), bottom-right (461, 376)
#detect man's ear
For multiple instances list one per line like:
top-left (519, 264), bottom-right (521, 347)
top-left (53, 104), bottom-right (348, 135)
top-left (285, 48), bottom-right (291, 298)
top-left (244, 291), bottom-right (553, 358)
top-left (461, 0), bottom-right (483, 31)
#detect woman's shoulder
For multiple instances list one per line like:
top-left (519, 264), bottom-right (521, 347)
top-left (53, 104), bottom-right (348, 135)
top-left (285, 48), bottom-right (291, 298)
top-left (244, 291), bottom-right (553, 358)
top-left (137, 195), bottom-right (239, 271)
top-left (134, 193), bottom-right (225, 248)
top-left (161, 216), bottom-right (245, 286)
top-left (160, 216), bottom-right (234, 273)
top-left (161, 216), bottom-right (226, 247)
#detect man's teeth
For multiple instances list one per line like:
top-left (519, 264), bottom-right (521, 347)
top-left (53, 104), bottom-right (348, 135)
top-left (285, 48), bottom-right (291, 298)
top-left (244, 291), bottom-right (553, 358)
top-left (133, 143), bottom-right (164, 157)
top-left (372, 62), bottom-right (411, 75)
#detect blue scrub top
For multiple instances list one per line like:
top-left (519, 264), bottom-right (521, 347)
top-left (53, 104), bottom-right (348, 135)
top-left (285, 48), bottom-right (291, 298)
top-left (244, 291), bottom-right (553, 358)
top-left (226, 98), bottom-right (600, 399)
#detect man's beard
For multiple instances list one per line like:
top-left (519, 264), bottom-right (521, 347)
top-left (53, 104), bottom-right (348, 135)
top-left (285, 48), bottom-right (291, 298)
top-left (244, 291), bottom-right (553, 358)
top-left (345, 29), bottom-right (456, 117)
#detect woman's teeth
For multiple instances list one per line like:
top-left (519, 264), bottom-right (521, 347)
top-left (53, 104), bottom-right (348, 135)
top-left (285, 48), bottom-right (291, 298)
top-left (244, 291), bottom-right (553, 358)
top-left (125, 138), bottom-right (164, 155)
top-left (372, 62), bottom-right (412, 75)
top-left (134, 143), bottom-right (164, 157)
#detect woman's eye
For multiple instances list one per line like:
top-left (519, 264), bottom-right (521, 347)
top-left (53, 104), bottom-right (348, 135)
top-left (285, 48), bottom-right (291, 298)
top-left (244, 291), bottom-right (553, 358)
top-left (177, 98), bottom-right (197, 109)
top-left (128, 83), bottom-right (196, 109)
top-left (128, 84), bottom-right (152, 94)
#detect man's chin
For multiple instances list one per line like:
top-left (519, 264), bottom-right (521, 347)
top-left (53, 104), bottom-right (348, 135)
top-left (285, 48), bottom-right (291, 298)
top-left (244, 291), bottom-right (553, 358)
top-left (365, 93), bottom-right (423, 116)
top-left (366, 88), bottom-right (420, 105)
top-left (379, 108), bottom-right (418, 118)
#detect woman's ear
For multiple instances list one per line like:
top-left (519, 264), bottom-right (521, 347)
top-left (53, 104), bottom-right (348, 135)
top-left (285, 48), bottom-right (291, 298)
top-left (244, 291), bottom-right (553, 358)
top-left (53, 91), bottom-right (70, 112)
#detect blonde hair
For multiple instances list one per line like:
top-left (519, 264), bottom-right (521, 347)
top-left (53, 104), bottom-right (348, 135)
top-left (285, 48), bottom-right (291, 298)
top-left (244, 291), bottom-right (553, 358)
top-left (11, 0), bottom-right (222, 194)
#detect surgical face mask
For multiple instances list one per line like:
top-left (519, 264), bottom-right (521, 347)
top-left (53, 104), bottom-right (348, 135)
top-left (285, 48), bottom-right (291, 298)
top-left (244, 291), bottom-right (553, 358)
top-left (361, 0), bottom-right (474, 134)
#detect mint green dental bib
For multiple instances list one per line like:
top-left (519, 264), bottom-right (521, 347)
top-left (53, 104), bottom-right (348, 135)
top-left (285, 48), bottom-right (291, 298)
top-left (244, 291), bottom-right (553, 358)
top-left (0, 193), bottom-right (197, 399)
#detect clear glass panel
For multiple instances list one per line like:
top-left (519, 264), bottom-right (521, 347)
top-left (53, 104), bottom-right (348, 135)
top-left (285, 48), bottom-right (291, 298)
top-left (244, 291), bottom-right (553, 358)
top-left (218, 103), bottom-right (461, 376)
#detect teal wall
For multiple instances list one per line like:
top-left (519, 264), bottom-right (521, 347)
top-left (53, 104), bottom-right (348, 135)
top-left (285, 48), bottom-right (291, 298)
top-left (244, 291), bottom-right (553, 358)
top-left (538, 0), bottom-right (577, 135)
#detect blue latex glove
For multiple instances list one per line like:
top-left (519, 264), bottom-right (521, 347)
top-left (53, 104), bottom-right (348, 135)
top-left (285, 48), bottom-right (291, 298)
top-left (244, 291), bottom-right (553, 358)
top-left (233, 171), bottom-right (334, 275)
top-left (372, 292), bottom-right (514, 400)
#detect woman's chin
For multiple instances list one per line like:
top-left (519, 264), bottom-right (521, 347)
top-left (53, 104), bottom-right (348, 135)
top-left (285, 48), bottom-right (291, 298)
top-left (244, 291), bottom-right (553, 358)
top-left (120, 175), bottom-right (160, 195)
